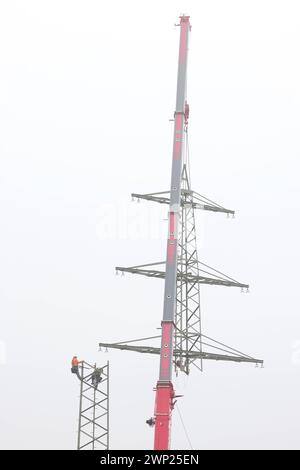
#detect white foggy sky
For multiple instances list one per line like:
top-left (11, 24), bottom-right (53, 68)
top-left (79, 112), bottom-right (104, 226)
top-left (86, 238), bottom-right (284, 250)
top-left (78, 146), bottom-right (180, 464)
top-left (0, 0), bottom-right (300, 449)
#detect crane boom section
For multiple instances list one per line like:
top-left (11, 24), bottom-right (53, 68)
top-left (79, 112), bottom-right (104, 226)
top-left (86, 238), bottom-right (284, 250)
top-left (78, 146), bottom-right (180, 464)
top-left (154, 15), bottom-right (191, 451)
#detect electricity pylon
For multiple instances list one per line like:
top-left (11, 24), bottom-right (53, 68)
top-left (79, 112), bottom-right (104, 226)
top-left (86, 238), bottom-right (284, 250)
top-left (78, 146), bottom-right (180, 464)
top-left (99, 14), bottom-right (263, 450)
top-left (73, 360), bottom-right (109, 450)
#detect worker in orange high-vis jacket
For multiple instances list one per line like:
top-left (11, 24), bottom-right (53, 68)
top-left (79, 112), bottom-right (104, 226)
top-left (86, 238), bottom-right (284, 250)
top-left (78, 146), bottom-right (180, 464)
top-left (71, 356), bottom-right (82, 374)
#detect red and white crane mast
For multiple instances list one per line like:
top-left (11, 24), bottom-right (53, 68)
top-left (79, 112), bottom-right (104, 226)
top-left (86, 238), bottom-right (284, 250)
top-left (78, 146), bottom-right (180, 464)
top-left (153, 15), bottom-right (191, 451)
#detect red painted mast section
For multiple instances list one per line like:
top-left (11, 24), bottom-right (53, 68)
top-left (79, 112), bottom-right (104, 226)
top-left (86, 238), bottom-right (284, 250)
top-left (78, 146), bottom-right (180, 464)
top-left (153, 15), bottom-right (191, 451)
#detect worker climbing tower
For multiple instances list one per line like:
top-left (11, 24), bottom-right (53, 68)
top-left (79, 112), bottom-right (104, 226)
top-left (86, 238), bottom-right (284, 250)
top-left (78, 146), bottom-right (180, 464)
top-left (99, 14), bottom-right (263, 450)
top-left (72, 360), bottom-right (109, 450)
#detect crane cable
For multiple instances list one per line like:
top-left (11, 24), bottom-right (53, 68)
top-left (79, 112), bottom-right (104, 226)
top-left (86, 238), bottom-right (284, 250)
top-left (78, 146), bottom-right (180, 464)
top-left (175, 403), bottom-right (194, 450)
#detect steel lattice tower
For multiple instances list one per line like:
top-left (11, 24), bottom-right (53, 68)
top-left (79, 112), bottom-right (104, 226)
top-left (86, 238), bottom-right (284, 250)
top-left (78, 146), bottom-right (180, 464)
top-left (175, 159), bottom-right (203, 376)
top-left (99, 15), bottom-right (263, 450)
top-left (74, 361), bottom-right (109, 450)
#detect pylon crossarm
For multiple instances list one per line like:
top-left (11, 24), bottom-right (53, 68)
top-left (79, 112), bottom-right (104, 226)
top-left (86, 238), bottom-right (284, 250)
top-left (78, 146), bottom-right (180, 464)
top-left (131, 191), bottom-right (234, 215)
top-left (116, 264), bottom-right (249, 289)
top-left (189, 351), bottom-right (263, 364)
top-left (174, 327), bottom-right (263, 362)
top-left (192, 191), bottom-right (234, 215)
top-left (99, 342), bottom-right (160, 355)
top-left (132, 192), bottom-right (170, 205)
top-left (99, 341), bottom-right (263, 365)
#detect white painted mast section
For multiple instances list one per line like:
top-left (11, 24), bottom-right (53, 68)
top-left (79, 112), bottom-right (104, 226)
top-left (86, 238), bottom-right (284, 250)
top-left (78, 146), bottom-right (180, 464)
top-left (158, 16), bottom-right (191, 383)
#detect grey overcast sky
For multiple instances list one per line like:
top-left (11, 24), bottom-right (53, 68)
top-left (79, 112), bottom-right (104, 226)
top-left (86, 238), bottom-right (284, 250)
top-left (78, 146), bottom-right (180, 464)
top-left (0, 0), bottom-right (300, 450)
